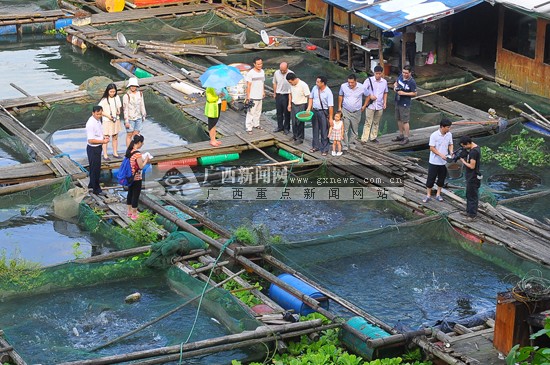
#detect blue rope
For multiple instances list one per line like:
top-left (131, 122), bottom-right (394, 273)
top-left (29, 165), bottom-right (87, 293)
top-left (53, 153), bottom-right (88, 174)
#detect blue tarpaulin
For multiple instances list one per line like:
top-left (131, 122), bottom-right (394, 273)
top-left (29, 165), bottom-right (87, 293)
top-left (323, 0), bottom-right (484, 31)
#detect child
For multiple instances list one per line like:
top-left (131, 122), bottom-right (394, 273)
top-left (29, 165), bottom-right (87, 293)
top-left (329, 111), bottom-right (344, 156)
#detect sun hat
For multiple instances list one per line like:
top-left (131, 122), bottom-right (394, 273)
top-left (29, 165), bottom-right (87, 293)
top-left (127, 77), bottom-right (139, 87)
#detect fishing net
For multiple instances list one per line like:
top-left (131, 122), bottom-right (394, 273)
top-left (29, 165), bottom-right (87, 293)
top-left (0, 124), bottom-right (34, 166)
top-left (0, 259), bottom-right (261, 364)
top-left (268, 217), bottom-right (549, 328)
top-left (0, 0), bottom-right (59, 13)
top-left (145, 231), bottom-right (208, 269)
top-left (97, 12), bottom-right (258, 47)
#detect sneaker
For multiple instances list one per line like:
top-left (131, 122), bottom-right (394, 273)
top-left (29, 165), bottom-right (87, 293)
top-left (392, 135), bottom-right (404, 142)
top-left (422, 196), bottom-right (431, 203)
top-left (399, 137), bottom-right (410, 145)
top-left (459, 212), bottom-right (469, 217)
top-left (336, 152), bottom-right (343, 156)
top-left (293, 139), bottom-right (303, 145)
top-left (283, 130), bottom-right (290, 135)
top-left (371, 139), bottom-right (379, 143)
top-left (331, 151), bottom-right (337, 156)
top-left (465, 216), bottom-right (477, 222)
top-left (273, 128), bottom-right (283, 133)
top-left (435, 195), bottom-right (444, 202)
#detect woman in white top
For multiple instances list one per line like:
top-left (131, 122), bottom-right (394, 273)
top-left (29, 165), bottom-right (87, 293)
top-left (98, 83), bottom-right (122, 159)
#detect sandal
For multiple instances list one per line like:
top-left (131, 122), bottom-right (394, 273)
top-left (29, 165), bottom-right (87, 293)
top-left (103, 156), bottom-right (111, 161)
top-left (309, 148), bottom-right (318, 153)
top-left (113, 154), bottom-right (121, 158)
top-left (254, 126), bottom-right (264, 130)
top-left (321, 152), bottom-right (328, 156)
top-left (247, 131), bottom-right (253, 135)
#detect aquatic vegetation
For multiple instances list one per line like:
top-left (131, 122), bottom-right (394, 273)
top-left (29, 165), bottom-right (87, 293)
top-left (120, 210), bottom-right (163, 245)
top-left (234, 223), bottom-right (284, 246)
top-left (202, 227), bottom-right (221, 239)
top-left (482, 130), bottom-right (549, 170)
top-left (0, 249), bottom-right (42, 290)
top-left (231, 316), bottom-right (433, 365)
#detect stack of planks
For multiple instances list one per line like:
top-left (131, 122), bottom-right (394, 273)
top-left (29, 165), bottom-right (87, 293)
top-left (137, 40), bottom-right (226, 56)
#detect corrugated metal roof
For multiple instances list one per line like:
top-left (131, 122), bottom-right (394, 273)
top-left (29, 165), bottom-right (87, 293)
top-left (488, 0), bottom-right (550, 19)
top-left (322, 0), bottom-right (484, 31)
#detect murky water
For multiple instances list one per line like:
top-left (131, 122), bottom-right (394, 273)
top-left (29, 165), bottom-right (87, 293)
top-left (0, 275), bottom-right (246, 364)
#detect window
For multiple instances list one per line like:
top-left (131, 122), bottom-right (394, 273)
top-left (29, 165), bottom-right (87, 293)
top-left (502, 9), bottom-right (537, 59)
top-left (545, 24), bottom-right (550, 64)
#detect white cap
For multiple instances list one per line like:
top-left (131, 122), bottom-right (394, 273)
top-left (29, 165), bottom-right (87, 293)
top-left (127, 77), bottom-right (139, 87)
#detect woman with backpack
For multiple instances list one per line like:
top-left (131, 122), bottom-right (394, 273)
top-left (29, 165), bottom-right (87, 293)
top-left (125, 134), bottom-right (150, 220)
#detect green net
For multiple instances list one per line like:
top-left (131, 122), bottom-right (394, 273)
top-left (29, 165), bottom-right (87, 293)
top-left (269, 217), bottom-right (549, 328)
top-left (145, 231), bottom-right (208, 269)
top-left (0, 0), bottom-right (59, 13)
top-left (97, 12), bottom-right (258, 47)
top-left (0, 260), bottom-right (260, 363)
top-left (77, 203), bottom-right (142, 251)
top-left (0, 125), bottom-right (34, 166)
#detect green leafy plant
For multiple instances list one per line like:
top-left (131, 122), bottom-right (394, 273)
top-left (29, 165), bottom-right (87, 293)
top-left (201, 227), bottom-right (220, 239)
top-left (482, 130), bottom-right (549, 170)
top-left (72, 242), bottom-right (84, 259)
top-left (234, 226), bottom-right (257, 245)
top-left (123, 210), bottom-right (162, 245)
top-left (44, 28), bottom-right (67, 36)
top-left (506, 317), bottom-right (550, 365)
top-left (0, 250), bottom-right (42, 290)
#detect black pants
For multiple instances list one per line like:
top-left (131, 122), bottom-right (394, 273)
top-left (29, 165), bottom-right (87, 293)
top-left (466, 179), bottom-right (480, 217)
top-left (87, 145), bottom-right (102, 194)
top-left (127, 180), bottom-right (142, 208)
top-left (208, 104), bottom-right (221, 130)
top-left (275, 94), bottom-right (291, 132)
top-left (426, 163), bottom-right (447, 188)
top-left (291, 103), bottom-right (307, 141)
top-left (312, 109), bottom-right (330, 153)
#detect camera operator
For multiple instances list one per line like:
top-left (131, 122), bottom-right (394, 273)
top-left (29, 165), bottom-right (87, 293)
top-left (459, 136), bottom-right (481, 221)
top-left (423, 119), bottom-right (453, 203)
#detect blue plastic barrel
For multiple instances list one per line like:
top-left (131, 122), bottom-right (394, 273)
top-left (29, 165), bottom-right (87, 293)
top-left (55, 18), bottom-right (72, 29)
top-left (119, 62), bottom-right (135, 72)
top-left (0, 25), bottom-right (17, 35)
top-left (339, 316), bottom-right (392, 360)
top-left (268, 273), bottom-right (329, 316)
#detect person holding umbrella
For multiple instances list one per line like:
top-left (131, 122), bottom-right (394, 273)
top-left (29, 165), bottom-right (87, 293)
top-left (204, 87), bottom-right (229, 147)
top-left (199, 64), bottom-right (243, 143)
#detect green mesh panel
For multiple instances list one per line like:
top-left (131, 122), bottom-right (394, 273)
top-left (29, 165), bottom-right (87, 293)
top-left (146, 231), bottom-right (208, 269)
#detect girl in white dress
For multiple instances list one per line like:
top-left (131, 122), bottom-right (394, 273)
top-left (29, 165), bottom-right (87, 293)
top-left (98, 83), bottom-right (122, 159)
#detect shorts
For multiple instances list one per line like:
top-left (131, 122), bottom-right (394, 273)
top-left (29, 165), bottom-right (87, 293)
top-left (126, 118), bottom-right (142, 133)
top-left (395, 105), bottom-right (411, 123)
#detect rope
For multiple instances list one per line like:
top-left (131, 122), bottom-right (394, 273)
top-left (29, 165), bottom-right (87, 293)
top-left (52, 153), bottom-right (88, 174)
top-left (178, 237), bottom-right (235, 364)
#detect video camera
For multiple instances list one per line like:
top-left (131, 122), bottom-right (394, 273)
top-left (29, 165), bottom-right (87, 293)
top-left (449, 146), bottom-right (468, 163)
top-left (242, 99), bottom-right (255, 114)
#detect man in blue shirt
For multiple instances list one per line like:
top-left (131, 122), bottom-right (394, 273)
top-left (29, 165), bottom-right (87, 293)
top-left (392, 65), bottom-right (417, 145)
top-left (307, 76), bottom-right (334, 156)
top-left (338, 74), bottom-right (365, 151)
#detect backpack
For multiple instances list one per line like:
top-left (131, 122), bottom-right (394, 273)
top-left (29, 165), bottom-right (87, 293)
top-left (117, 151), bottom-right (139, 187)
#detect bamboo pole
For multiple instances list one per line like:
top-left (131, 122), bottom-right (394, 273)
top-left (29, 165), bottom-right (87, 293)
top-left (366, 328), bottom-right (432, 348)
top-left (90, 269), bottom-right (246, 352)
top-left (0, 176), bottom-right (66, 196)
top-left (412, 78), bottom-right (483, 100)
top-left (264, 15), bottom-right (318, 28)
top-left (497, 190), bottom-right (550, 205)
top-left (138, 195), bottom-right (373, 343)
top-left (60, 320), bottom-right (325, 365)
top-left (524, 103), bottom-right (550, 125)
top-left (235, 132), bottom-right (278, 163)
top-left (131, 323), bottom-right (342, 365)
top-left (9, 82), bottom-right (51, 108)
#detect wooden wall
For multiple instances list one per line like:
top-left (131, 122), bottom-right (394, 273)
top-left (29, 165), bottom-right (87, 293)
top-left (495, 6), bottom-right (550, 98)
top-left (307, 0), bottom-right (370, 28)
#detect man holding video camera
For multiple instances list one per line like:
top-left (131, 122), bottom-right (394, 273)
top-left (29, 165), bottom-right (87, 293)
top-left (459, 136), bottom-right (482, 221)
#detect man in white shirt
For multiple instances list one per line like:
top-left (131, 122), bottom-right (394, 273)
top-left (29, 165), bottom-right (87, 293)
top-left (272, 62), bottom-right (293, 134)
top-left (245, 57), bottom-right (265, 134)
top-left (361, 65), bottom-right (388, 143)
top-left (86, 105), bottom-right (110, 195)
top-left (423, 119), bottom-right (453, 203)
top-left (286, 72), bottom-right (310, 145)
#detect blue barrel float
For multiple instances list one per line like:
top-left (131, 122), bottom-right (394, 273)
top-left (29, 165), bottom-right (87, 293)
top-left (339, 316), bottom-right (395, 360)
top-left (55, 18), bottom-right (73, 29)
top-left (268, 273), bottom-right (329, 316)
top-left (0, 25), bottom-right (17, 35)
